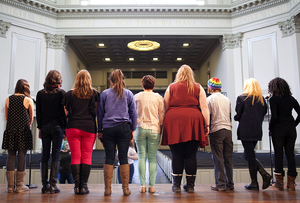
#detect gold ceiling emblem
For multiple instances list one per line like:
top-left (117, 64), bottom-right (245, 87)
top-left (127, 40), bottom-right (160, 51)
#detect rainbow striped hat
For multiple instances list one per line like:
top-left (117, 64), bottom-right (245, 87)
top-left (207, 77), bottom-right (222, 89)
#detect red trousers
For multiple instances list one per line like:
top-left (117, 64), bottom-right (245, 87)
top-left (66, 128), bottom-right (96, 165)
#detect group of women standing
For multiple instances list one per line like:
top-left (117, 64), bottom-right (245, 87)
top-left (2, 64), bottom-right (299, 195)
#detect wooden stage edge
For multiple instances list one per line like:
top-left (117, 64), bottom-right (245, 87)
top-left (1, 183), bottom-right (300, 203)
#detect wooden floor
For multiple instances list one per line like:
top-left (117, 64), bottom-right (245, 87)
top-left (1, 183), bottom-right (300, 203)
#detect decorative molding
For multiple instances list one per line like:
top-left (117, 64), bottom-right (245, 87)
top-left (219, 32), bottom-right (243, 51)
top-left (0, 20), bottom-right (11, 38)
top-left (0, 0), bottom-right (290, 18)
top-left (45, 33), bottom-right (68, 50)
top-left (278, 15), bottom-right (300, 38)
top-left (247, 32), bottom-right (279, 78)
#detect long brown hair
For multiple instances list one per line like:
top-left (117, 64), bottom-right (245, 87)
top-left (43, 70), bottom-right (62, 93)
top-left (174, 64), bottom-right (195, 95)
top-left (72, 70), bottom-right (94, 99)
top-left (109, 69), bottom-right (125, 99)
top-left (243, 78), bottom-right (264, 105)
top-left (14, 79), bottom-right (31, 98)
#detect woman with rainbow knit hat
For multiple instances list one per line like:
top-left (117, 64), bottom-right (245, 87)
top-left (207, 77), bottom-right (234, 191)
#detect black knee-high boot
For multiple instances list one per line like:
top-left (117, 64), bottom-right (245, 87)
top-left (71, 164), bottom-right (81, 195)
top-left (256, 159), bottom-right (272, 190)
top-left (80, 164), bottom-right (91, 195)
top-left (245, 165), bottom-right (259, 191)
top-left (49, 162), bottom-right (60, 194)
top-left (41, 162), bottom-right (50, 193)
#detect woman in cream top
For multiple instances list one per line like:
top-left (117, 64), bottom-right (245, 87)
top-left (134, 75), bottom-right (164, 193)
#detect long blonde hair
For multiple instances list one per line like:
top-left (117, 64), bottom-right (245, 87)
top-left (174, 64), bottom-right (195, 95)
top-left (72, 70), bottom-right (94, 99)
top-left (243, 78), bottom-right (264, 105)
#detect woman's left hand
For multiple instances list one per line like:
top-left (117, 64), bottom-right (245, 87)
top-left (130, 131), bottom-right (134, 143)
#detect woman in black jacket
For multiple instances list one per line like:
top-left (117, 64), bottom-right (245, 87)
top-left (234, 78), bottom-right (271, 191)
top-left (36, 70), bottom-right (66, 194)
top-left (268, 77), bottom-right (300, 191)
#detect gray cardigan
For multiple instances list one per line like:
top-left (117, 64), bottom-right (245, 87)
top-left (234, 94), bottom-right (267, 141)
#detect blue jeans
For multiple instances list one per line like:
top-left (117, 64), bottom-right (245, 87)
top-left (209, 129), bottom-right (234, 188)
top-left (58, 173), bottom-right (74, 184)
top-left (103, 122), bottom-right (131, 165)
top-left (41, 122), bottom-right (64, 163)
top-left (118, 163), bottom-right (134, 184)
top-left (134, 127), bottom-right (160, 186)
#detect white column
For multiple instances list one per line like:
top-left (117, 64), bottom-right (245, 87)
top-left (220, 33), bottom-right (244, 152)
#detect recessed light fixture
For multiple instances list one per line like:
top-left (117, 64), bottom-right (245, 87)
top-left (128, 58), bottom-right (135, 61)
top-left (176, 58), bottom-right (183, 61)
top-left (183, 43), bottom-right (190, 47)
top-left (127, 40), bottom-right (160, 51)
top-left (152, 57), bottom-right (159, 61)
top-left (104, 58), bottom-right (111, 61)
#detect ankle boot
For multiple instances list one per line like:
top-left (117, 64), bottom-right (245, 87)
top-left (256, 159), bottom-right (272, 189)
top-left (172, 174), bottom-right (182, 193)
top-left (49, 162), bottom-right (60, 194)
top-left (41, 162), bottom-right (50, 193)
top-left (287, 175), bottom-right (296, 191)
top-left (71, 164), bottom-right (81, 195)
top-left (80, 164), bottom-right (91, 195)
top-left (245, 166), bottom-right (259, 191)
top-left (104, 164), bottom-right (114, 196)
top-left (6, 171), bottom-right (15, 193)
top-left (183, 174), bottom-right (196, 193)
top-left (15, 171), bottom-right (29, 193)
top-left (274, 173), bottom-right (284, 190)
top-left (120, 164), bottom-right (131, 196)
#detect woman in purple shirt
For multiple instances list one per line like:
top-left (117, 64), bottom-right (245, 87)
top-left (97, 69), bottom-right (137, 196)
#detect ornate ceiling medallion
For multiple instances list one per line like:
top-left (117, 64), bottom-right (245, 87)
top-left (127, 40), bottom-right (160, 51)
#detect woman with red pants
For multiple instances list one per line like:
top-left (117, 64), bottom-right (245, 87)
top-left (64, 70), bottom-right (100, 195)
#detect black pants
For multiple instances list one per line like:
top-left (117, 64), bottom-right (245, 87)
top-left (169, 140), bottom-right (200, 175)
top-left (272, 125), bottom-right (297, 177)
top-left (103, 122), bottom-right (131, 165)
top-left (241, 140), bottom-right (257, 170)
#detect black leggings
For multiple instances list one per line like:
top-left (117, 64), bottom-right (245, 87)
top-left (169, 140), bottom-right (200, 175)
top-left (6, 149), bottom-right (27, 171)
top-left (241, 141), bottom-right (257, 169)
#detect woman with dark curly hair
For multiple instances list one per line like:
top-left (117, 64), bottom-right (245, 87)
top-left (268, 77), bottom-right (300, 191)
top-left (36, 70), bottom-right (66, 194)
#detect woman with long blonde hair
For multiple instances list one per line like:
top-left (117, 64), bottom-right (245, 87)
top-left (234, 78), bottom-right (271, 191)
top-left (64, 70), bottom-right (100, 195)
top-left (161, 64), bottom-right (210, 193)
top-left (97, 69), bottom-right (137, 196)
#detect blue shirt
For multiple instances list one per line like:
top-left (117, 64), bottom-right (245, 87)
top-left (97, 88), bottom-right (137, 131)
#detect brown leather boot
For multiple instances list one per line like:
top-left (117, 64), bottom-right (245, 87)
top-left (104, 164), bottom-right (114, 196)
top-left (15, 171), bottom-right (29, 193)
top-left (6, 171), bottom-right (15, 193)
top-left (119, 164), bottom-right (131, 196)
top-left (274, 173), bottom-right (284, 190)
top-left (287, 175), bottom-right (296, 191)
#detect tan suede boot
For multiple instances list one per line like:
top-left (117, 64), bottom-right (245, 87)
top-left (119, 164), bottom-right (131, 196)
top-left (15, 171), bottom-right (29, 193)
top-left (6, 171), bottom-right (15, 193)
top-left (104, 164), bottom-right (114, 196)
top-left (274, 173), bottom-right (284, 191)
top-left (287, 175), bottom-right (296, 191)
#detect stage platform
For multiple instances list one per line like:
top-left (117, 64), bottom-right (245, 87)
top-left (1, 183), bottom-right (300, 203)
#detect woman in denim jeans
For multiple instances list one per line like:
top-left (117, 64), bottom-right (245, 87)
top-left (97, 69), bottom-right (137, 196)
top-left (36, 70), bottom-right (66, 194)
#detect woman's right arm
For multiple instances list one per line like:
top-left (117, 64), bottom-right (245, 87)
top-left (164, 86), bottom-right (170, 114)
top-left (4, 97), bottom-right (9, 121)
